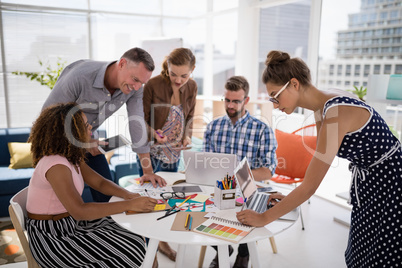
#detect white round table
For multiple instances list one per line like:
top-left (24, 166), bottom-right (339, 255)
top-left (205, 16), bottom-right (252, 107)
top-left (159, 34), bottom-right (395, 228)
top-left (110, 173), bottom-right (298, 268)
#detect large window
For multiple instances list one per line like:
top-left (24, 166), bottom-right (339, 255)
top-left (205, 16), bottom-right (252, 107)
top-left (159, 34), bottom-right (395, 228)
top-left (258, 0), bottom-right (311, 95)
top-left (0, 1), bottom-right (242, 127)
top-left (1, 8), bottom-right (88, 127)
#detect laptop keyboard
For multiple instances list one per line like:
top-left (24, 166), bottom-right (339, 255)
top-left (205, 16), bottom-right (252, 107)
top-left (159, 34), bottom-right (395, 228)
top-left (249, 193), bottom-right (270, 213)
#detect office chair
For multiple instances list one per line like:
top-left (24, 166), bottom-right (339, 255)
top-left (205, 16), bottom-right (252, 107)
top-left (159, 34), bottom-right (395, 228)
top-left (9, 187), bottom-right (40, 268)
top-left (271, 124), bottom-right (317, 230)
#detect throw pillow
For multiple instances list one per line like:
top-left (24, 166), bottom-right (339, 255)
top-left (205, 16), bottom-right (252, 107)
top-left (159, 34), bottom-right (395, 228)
top-left (104, 150), bottom-right (114, 164)
top-left (275, 129), bottom-right (316, 178)
top-left (8, 142), bottom-right (33, 169)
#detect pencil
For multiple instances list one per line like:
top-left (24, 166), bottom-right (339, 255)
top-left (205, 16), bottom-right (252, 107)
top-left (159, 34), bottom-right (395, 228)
top-left (178, 196), bottom-right (191, 208)
top-left (185, 214), bottom-right (190, 228)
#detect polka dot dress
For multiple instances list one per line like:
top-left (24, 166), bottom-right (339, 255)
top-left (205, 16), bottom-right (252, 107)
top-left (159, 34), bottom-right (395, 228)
top-left (323, 96), bottom-right (401, 268)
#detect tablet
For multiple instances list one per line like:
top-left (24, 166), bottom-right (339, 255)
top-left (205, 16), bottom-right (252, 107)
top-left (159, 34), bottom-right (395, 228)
top-left (171, 185), bottom-right (202, 193)
top-left (98, 134), bottom-right (131, 154)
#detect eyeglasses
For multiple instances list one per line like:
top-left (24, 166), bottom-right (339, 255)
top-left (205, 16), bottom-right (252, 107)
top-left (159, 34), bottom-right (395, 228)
top-left (160, 191), bottom-right (186, 200)
top-left (222, 97), bottom-right (246, 105)
top-left (269, 81), bottom-right (290, 104)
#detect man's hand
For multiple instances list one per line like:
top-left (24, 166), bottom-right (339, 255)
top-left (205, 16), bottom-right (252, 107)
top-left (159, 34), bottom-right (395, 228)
top-left (139, 173), bottom-right (167, 188)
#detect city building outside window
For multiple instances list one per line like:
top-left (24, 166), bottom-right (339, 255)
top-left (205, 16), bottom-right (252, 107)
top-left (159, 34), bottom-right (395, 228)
top-left (384, 64), bottom-right (392, 74)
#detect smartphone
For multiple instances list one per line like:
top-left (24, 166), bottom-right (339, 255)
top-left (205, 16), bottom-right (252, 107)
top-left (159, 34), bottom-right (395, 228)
top-left (98, 134), bottom-right (131, 154)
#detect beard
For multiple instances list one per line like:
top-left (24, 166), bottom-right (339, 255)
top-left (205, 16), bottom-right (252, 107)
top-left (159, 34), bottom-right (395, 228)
top-left (226, 108), bottom-right (242, 119)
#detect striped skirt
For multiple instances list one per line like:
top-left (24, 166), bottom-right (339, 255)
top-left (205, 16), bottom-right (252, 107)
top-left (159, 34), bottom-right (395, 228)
top-left (26, 216), bottom-right (146, 268)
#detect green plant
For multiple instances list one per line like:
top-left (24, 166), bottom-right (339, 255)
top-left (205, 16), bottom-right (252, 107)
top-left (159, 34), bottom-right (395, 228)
top-left (347, 85), bottom-right (367, 101)
top-left (12, 58), bottom-right (66, 89)
top-left (388, 125), bottom-right (400, 140)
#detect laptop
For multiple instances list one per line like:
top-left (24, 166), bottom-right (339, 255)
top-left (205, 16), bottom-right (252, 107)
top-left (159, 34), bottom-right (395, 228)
top-left (183, 151), bottom-right (237, 186)
top-left (234, 157), bottom-right (299, 220)
top-left (234, 157), bottom-right (271, 213)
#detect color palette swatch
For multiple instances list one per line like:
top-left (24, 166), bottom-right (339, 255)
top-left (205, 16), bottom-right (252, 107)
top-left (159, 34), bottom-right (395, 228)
top-left (193, 216), bottom-right (254, 243)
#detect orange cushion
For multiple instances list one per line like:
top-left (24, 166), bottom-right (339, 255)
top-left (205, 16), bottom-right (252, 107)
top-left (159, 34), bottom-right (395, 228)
top-left (275, 129), bottom-right (317, 179)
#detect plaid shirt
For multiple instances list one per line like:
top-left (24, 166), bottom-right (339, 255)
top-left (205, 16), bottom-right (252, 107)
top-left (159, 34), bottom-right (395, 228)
top-left (203, 111), bottom-right (277, 174)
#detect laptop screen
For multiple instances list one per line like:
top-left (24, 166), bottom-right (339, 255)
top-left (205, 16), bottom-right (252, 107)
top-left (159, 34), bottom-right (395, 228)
top-left (234, 157), bottom-right (258, 199)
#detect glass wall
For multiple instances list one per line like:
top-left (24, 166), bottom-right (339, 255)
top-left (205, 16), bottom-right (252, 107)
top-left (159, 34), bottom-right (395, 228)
top-left (1, 8), bottom-right (89, 127)
top-left (317, 0), bottom-right (402, 137)
top-left (0, 1), bottom-right (211, 128)
top-left (257, 0), bottom-right (311, 97)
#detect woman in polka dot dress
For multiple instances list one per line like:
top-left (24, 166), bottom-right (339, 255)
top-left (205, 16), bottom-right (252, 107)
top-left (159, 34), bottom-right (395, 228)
top-left (236, 50), bottom-right (401, 268)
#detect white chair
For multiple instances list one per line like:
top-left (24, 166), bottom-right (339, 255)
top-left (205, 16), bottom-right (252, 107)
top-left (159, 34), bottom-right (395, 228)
top-left (9, 187), bottom-right (40, 268)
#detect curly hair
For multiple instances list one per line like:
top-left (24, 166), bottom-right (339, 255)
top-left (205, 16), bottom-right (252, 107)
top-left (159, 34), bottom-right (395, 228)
top-left (161, 48), bottom-right (196, 83)
top-left (28, 102), bottom-right (89, 167)
top-left (262, 50), bottom-right (311, 86)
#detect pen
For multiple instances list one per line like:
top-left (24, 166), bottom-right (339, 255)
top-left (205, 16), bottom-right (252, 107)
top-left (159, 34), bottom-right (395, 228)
top-left (185, 214), bottom-right (190, 229)
top-left (145, 189), bottom-right (150, 197)
top-left (155, 130), bottom-right (164, 138)
top-left (178, 196), bottom-right (191, 208)
top-left (188, 215), bottom-right (193, 231)
top-left (241, 198), bottom-right (247, 211)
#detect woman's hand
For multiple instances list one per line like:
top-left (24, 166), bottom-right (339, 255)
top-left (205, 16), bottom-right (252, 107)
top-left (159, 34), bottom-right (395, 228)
top-left (128, 196), bottom-right (157, 213)
top-left (182, 136), bottom-right (192, 148)
top-left (123, 192), bottom-right (141, 200)
top-left (236, 209), bottom-right (267, 227)
top-left (154, 129), bottom-right (168, 144)
top-left (268, 193), bottom-right (286, 206)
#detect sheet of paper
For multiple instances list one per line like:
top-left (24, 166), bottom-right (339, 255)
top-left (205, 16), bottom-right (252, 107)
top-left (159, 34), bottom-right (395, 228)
top-left (192, 194), bottom-right (210, 203)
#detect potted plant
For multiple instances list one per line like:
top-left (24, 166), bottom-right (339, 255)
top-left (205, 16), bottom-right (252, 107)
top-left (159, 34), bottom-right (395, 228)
top-left (347, 85), bottom-right (367, 101)
top-left (12, 58), bottom-right (66, 90)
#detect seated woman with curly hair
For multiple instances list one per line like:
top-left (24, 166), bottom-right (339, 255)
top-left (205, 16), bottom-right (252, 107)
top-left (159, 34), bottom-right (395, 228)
top-left (26, 102), bottom-right (157, 268)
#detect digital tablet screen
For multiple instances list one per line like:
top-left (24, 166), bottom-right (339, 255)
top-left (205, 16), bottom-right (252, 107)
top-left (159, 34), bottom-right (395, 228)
top-left (171, 185), bottom-right (202, 193)
top-left (98, 135), bottom-right (130, 153)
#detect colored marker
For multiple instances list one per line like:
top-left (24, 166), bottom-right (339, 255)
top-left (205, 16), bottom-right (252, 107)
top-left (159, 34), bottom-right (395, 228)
top-left (155, 130), bottom-right (164, 138)
top-left (188, 215), bottom-right (193, 231)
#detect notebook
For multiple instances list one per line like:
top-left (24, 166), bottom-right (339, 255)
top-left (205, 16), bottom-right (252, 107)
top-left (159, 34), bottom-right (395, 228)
top-left (234, 157), bottom-right (299, 221)
top-left (234, 157), bottom-right (270, 213)
top-left (193, 209), bottom-right (255, 243)
top-left (183, 151), bottom-right (237, 186)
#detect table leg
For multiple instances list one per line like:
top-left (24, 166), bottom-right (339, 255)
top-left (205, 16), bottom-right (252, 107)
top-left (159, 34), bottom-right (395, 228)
top-left (143, 238), bottom-right (158, 268)
top-left (175, 244), bottom-right (186, 268)
top-left (247, 242), bottom-right (260, 268)
top-left (217, 245), bottom-right (230, 268)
